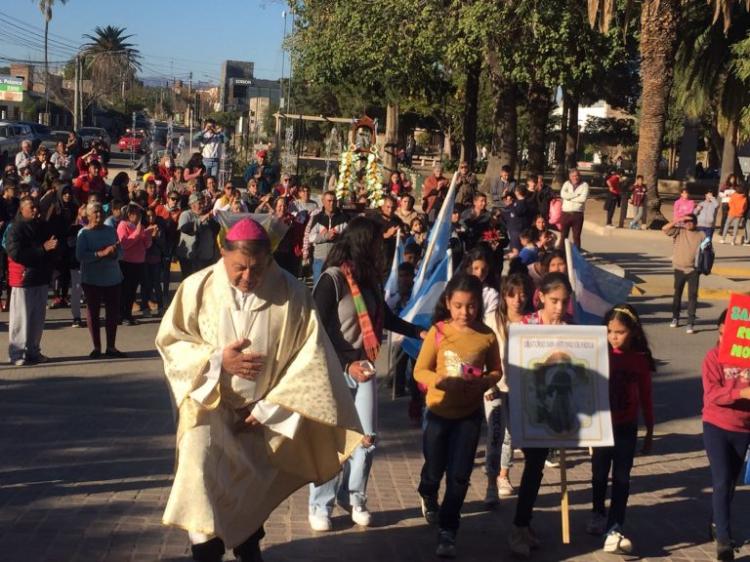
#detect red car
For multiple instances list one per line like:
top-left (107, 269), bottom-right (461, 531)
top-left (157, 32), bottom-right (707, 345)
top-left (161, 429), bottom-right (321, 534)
top-left (117, 130), bottom-right (147, 153)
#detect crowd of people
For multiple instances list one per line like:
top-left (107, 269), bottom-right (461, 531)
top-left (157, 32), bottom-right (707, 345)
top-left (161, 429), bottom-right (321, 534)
top-left (2, 127), bottom-right (747, 562)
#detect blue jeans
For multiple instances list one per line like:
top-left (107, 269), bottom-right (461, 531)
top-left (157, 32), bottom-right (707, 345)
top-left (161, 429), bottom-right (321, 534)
top-left (309, 376), bottom-right (377, 515)
top-left (418, 409), bottom-right (483, 531)
top-left (703, 421), bottom-right (750, 542)
top-left (484, 392), bottom-right (513, 477)
top-left (312, 258), bottom-right (325, 285)
top-left (699, 226), bottom-right (714, 241)
top-left (203, 157), bottom-right (219, 179)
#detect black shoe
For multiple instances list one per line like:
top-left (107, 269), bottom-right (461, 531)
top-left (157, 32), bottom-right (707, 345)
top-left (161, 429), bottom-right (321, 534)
top-left (191, 537), bottom-right (225, 562)
top-left (436, 529), bottom-right (457, 559)
top-left (124, 317), bottom-right (138, 326)
top-left (420, 494), bottom-right (440, 525)
top-left (104, 349), bottom-right (127, 358)
top-left (717, 540), bottom-right (735, 561)
top-left (233, 530), bottom-right (264, 562)
top-left (89, 350), bottom-right (102, 359)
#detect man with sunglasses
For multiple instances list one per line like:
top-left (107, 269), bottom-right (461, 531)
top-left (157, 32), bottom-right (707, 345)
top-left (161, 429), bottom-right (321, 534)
top-left (663, 213), bottom-right (705, 334)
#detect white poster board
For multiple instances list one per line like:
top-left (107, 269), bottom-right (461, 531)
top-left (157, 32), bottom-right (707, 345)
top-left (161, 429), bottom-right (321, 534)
top-left (508, 324), bottom-right (613, 448)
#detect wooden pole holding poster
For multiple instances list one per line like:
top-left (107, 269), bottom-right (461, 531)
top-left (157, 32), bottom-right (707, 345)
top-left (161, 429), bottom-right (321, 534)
top-left (559, 448), bottom-right (570, 544)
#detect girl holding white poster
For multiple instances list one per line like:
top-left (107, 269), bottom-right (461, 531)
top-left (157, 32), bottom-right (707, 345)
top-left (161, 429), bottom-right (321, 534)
top-left (414, 274), bottom-right (502, 559)
top-left (510, 272), bottom-right (573, 559)
top-left (587, 304), bottom-right (655, 555)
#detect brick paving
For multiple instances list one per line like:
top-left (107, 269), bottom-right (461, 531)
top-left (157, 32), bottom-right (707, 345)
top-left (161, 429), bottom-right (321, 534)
top-left (1, 219), bottom-right (749, 562)
top-left (1, 315), bottom-right (748, 562)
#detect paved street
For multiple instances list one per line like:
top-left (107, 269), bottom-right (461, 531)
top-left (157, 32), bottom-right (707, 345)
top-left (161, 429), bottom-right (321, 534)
top-left (1, 224), bottom-right (749, 562)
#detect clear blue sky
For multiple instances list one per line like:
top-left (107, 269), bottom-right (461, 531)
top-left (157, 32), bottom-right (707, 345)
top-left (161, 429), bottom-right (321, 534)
top-left (0, 0), bottom-right (289, 83)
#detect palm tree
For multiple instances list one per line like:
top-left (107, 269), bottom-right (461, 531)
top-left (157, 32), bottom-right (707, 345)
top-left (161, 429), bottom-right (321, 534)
top-left (81, 25), bottom-right (141, 101)
top-left (36, 0), bottom-right (68, 120)
top-left (675, 2), bottom-right (750, 182)
top-left (587, 0), bottom-right (746, 226)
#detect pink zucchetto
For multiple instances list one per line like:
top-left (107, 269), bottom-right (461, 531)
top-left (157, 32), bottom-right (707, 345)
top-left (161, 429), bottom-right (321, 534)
top-left (226, 217), bottom-right (269, 242)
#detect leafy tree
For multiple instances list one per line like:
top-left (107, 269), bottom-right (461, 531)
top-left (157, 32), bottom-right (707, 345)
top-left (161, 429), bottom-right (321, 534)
top-left (289, 0), bottom-right (447, 173)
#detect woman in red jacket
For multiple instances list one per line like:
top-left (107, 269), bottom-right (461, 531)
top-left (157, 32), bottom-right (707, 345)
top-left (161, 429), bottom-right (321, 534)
top-left (702, 309), bottom-right (750, 561)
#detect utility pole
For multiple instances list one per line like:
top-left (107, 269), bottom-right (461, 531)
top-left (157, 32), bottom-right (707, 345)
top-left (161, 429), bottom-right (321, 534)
top-left (73, 54), bottom-right (79, 130)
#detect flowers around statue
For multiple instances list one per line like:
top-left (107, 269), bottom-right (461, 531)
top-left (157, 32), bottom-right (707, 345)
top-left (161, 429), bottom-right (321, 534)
top-left (366, 145), bottom-right (384, 209)
top-left (336, 145), bottom-right (356, 202)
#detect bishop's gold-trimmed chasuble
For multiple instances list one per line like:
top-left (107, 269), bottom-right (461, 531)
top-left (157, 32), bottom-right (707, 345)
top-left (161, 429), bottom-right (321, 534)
top-left (156, 258), bottom-right (363, 547)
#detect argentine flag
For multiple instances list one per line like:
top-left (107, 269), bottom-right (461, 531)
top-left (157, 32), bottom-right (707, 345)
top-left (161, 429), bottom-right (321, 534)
top-left (566, 240), bottom-right (634, 325)
top-left (400, 252), bottom-right (452, 358)
top-left (396, 171), bottom-right (459, 359)
top-left (383, 229), bottom-right (404, 306)
top-left (411, 171), bottom-right (458, 297)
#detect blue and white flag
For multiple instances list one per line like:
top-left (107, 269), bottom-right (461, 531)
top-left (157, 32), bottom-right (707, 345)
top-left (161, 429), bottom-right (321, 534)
top-left (399, 251), bottom-right (452, 359)
top-left (566, 240), bottom-right (634, 325)
top-left (411, 171), bottom-right (458, 297)
top-left (384, 229), bottom-right (404, 306)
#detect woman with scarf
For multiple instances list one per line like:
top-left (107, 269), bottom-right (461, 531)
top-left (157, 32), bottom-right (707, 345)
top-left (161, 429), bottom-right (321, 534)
top-left (308, 216), bottom-right (424, 532)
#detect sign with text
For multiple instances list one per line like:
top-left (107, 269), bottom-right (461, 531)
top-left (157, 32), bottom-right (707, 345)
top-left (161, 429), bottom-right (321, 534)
top-left (0, 75), bottom-right (24, 103)
top-left (508, 324), bottom-right (613, 448)
top-left (718, 293), bottom-right (750, 367)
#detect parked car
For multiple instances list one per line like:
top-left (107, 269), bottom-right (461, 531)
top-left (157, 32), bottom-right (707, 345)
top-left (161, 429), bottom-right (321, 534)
top-left (117, 130), bottom-right (148, 153)
top-left (40, 130), bottom-right (72, 151)
top-left (0, 121), bottom-right (34, 167)
top-left (14, 121), bottom-right (54, 151)
top-left (77, 127), bottom-right (112, 150)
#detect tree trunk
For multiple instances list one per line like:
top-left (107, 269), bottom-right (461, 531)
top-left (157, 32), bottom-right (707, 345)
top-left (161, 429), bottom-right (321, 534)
top-left (460, 59), bottom-right (481, 168)
top-left (675, 118), bottom-right (699, 180)
top-left (526, 82), bottom-right (552, 177)
top-left (483, 83), bottom-right (518, 189)
top-left (708, 124), bottom-right (722, 171)
top-left (553, 91), bottom-right (569, 187)
top-left (637, 0), bottom-right (680, 228)
top-left (565, 91), bottom-right (579, 170)
top-left (383, 103), bottom-right (399, 177)
top-left (720, 116), bottom-right (740, 184)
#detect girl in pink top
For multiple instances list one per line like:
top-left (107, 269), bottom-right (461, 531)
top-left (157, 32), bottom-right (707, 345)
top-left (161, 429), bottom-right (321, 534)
top-left (116, 205), bottom-right (155, 325)
top-left (702, 309), bottom-right (750, 560)
top-left (673, 187), bottom-right (696, 222)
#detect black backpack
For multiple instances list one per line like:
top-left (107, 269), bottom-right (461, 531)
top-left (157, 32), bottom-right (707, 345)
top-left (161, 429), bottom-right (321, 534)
top-left (695, 239), bottom-right (715, 275)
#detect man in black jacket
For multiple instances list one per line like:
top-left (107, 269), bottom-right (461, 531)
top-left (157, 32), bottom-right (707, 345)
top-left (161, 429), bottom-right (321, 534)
top-left (6, 197), bottom-right (58, 366)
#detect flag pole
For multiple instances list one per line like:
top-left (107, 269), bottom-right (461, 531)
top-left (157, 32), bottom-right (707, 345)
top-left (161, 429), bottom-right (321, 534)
top-left (412, 171), bottom-right (459, 295)
top-left (564, 239), bottom-right (580, 324)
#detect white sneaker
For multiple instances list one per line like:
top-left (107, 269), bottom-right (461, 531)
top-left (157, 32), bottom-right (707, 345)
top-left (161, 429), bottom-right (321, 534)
top-left (484, 483), bottom-right (499, 506)
top-left (669, 318), bottom-right (678, 328)
top-left (12, 358), bottom-right (26, 366)
top-left (720, 239), bottom-right (726, 244)
top-left (351, 505), bottom-right (371, 527)
top-left (604, 526), bottom-right (633, 554)
top-left (586, 513), bottom-right (607, 535)
top-left (686, 325), bottom-right (695, 334)
top-left (308, 513), bottom-right (332, 532)
top-left (498, 476), bottom-right (515, 497)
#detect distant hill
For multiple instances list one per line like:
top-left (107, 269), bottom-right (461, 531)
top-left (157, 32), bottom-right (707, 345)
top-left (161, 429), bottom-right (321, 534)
top-left (139, 76), bottom-right (216, 89)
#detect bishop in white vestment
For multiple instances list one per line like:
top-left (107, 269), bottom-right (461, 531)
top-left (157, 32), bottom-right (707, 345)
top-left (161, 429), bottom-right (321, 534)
top-left (156, 217), bottom-right (363, 562)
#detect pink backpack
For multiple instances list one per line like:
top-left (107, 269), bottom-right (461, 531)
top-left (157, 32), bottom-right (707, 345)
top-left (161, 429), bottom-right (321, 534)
top-left (548, 197), bottom-right (563, 228)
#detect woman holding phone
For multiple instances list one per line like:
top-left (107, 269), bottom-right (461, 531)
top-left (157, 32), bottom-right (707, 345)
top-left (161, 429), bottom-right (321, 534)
top-left (308, 216), bottom-right (424, 532)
